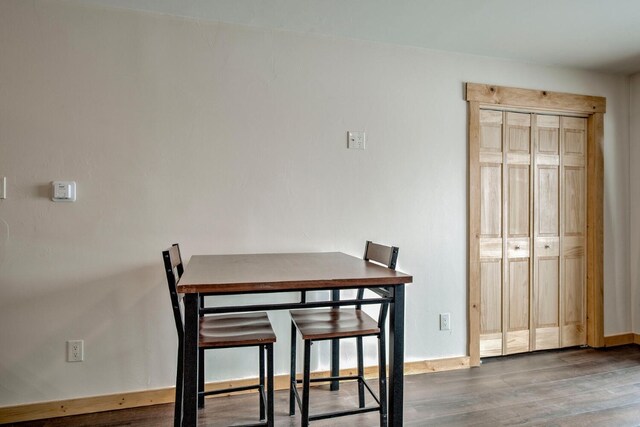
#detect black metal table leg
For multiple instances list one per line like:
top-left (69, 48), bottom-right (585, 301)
top-left (388, 284), bottom-right (404, 427)
top-left (198, 298), bottom-right (205, 408)
top-left (182, 293), bottom-right (199, 427)
top-left (356, 336), bottom-right (365, 407)
top-left (330, 289), bottom-right (340, 391)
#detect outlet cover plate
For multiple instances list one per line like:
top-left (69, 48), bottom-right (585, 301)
top-left (67, 340), bottom-right (84, 362)
top-left (440, 313), bottom-right (451, 331)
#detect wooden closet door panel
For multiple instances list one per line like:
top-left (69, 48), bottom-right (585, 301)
top-left (506, 259), bottom-right (530, 354)
top-left (561, 117), bottom-right (587, 347)
top-left (481, 261), bottom-right (502, 332)
top-left (508, 166), bottom-right (530, 237)
top-left (537, 259), bottom-right (559, 325)
top-left (504, 112), bottom-right (531, 355)
top-left (535, 257), bottom-right (559, 349)
top-left (564, 168), bottom-right (585, 235)
top-left (533, 115), bottom-right (560, 350)
top-left (564, 254), bottom-right (585, 317)
top-left (563, 117), bottom-right (586, 160)
top-left (481, 165), bottom-right (502, 237)
top-left (480, 260), bottom-right (503, 356)
top-left (563, 238), bottom-right (586, 346)
top-left (537, 125), bottom-right (559, 154)
top-left (479, 110), bottom-right (504, 356)
top-left (538, 167), bottom-right (559, 236)
top-left (480, 110), bottom-right (503, 151)
top-left (507, 113), bottom-right (531, 153)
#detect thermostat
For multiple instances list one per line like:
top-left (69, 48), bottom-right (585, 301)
top-left (52, 181), bottom-right (76, 202)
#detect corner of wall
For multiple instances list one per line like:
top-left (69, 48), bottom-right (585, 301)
top-left (630, 73), bottom-right (640, 334)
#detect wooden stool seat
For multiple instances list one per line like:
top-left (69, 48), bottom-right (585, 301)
top-left (199, 312), bottom-right (277, 348)
top-left (290, 308), bottom-right (379, 341)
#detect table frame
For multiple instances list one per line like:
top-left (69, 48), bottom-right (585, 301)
top-left (177, 253), bottom-right (409, 427)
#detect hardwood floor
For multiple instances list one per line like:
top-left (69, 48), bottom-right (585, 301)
top-left (11, 345), bottom-right (640, 426)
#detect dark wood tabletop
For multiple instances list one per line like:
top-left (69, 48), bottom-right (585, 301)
top-left (177, 252), bottom-right (412, 294)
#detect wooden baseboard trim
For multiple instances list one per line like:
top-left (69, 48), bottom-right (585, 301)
top-left (0, 356), bottom-right (469, 423)
top-left (603, 333), bottom-right (640, 347)
top-left (0, 388), bottom-right (176, 424)
top-left (406, 356), bottom-right (471, 374)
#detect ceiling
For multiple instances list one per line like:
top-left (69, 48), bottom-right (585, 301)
top-left (82, 0), bottom-right (640, 75)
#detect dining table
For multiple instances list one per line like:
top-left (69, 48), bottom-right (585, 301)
top-left (176, 251), bottom-right (413, 426)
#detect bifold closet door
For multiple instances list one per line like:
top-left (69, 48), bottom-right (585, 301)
top-left (533, 115), bottom-right (561, 350)
top-left (478, 111), bottom-right (532, 357)
top-left (560, 117), bottom-right (587, 347)
top-left (478, 110), bottom-right (504, 357)
top-left (503, 112), bottom-right (532, 355)
top-left (477, 109), bottom-right (588, 358)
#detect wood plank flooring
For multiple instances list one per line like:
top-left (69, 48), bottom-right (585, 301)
top-left (11, 345), bottom-right (640, 426)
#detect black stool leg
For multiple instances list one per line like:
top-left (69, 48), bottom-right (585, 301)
top-left (302, 339), bottom-right (312, 427)
top-left (356, 336), bottom-right (365, 408)
top-left (198, 297), bottom-right (205, 409)
top-left (267, 343), bottom-right (275, 427)
top-left (378, 330), bottom-right (388, 427)
top-left (198, 348), bottom-right (205, 408)
top-left (259, 344), bottom-right (266, 420)
top-left (174, 339), bottom-right (183, 427)
top-left (289, 321), bottom-right (297, 416)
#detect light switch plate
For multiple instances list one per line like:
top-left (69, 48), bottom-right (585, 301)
top-left (347, 131), bottom-right (366, 150)
top-left (52, 181), bottom-right (76, 202)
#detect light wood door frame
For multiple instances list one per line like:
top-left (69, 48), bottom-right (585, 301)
top-left (466, 83), bottom-right (605, 366)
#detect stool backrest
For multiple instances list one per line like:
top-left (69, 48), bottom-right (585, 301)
top-left (363, 241), bottom-right (399, 269)
top-left (163, 243), bottom-right (185, 340)
top-left (301, 241), bottom-right (400, 321)
top-left (357, 241), bottom-right (399, 303)
top-left (358, 241), bottom-right (399, 327)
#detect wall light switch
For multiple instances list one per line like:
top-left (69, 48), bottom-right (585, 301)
top-left (347, 131), bottom-right (366, 150)
top-left (52, 181), bottom-right (76, 202)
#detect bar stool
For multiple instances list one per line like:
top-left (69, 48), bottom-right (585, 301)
top-left (163, 244), bottom-right (277, 427)
top-left (288, 241), bottom-right (399, 426)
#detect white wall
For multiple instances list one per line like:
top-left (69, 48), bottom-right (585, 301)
top-left (631, 73), bottom-right (640, 334)
top-left (0, 0), bottom-right (632, 406)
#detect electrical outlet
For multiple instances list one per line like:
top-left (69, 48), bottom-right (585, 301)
top-left (440, 313), bottom-right (451, 331)
top-left (67, 340), bottom-right (84, 362)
